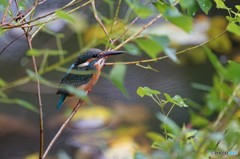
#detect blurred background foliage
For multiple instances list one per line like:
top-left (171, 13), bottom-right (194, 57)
top-left (0, 0), bottom-right (240, 159)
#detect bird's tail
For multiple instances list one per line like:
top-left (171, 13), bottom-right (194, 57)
top-left (57, 94), bottom-right (67, 109)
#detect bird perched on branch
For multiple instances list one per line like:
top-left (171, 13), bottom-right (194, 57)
top-left (56, 48), bottom-right (124, 109)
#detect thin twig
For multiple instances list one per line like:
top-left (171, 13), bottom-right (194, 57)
top-left (32, 0), bottom-right (92, 38)
top-left (14, 0), bottom-right (19, 11)
top-left (91, 0), bottom-right (112, 43)
top-left (22, 0), bottom-right (44, 156)
top-left (26, 34), bottom-right (44, 159)
top-left (27, 0), bottom-right (44, 159)
top-left (30, 0), bottom-right (40, 19)
top-left (0, 0), bottom-right (92, 33)
top-left (107, 0), bottom-right (122, 48)
top-left (0, 33), bottom-right (25, 56)
top-left (26, 36), bottom-right (44, 159)
top-left (111, 16), bottom-right (139, 45)
top-left (43, 100), bottom-right (85, 159)
top-left (113, 14), bottom-right (162, 51)
top-left (21, 1), bottom-right (44, 158)
top-left (1, 0), bottom-right (84, 29)
top-left (1, 0), bottom-right (13, 24)
top-left (105, 31), bottom-right (227, 66)
top-left (213, 83), bottom-right (240, 129)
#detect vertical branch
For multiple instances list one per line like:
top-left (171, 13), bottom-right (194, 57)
top-left (43, 100), bottom-right (85, 159)
top-left (106, 0), bottom-right (122, 50)
top-left (26, 35), bottom-right (44, 159)
top-left (24, 1), bottom-right (44, 158)
top-left (91, 0), bottom-right (112, 43)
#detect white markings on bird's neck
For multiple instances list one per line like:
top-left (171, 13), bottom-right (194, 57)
top-left (77, 61), bottom-right (90, 68)
top-left (95, 58), bottom-right (105, 68)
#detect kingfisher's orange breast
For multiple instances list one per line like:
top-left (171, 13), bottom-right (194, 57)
top-left (78, 63), bottom-right (102, 92)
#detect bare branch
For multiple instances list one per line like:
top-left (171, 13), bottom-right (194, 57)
top-left (0, 33), bottom-right (25, 56)
top-left (111, 16), bottom-right (139, 45)
top-left (1, 0), bottom-right (86, 30)
top-left (43, 100), bottom-right (85, 159)
top-left (105, 31), bottom-right (226, 66)
top-left (113, 14), bottom-right (162, 51)
top-left (91, 0), bottom-right (112, 43)
top-left (25, 33), bottom-right (44, 159)
top-left (1, 0), bottom-right (13, 24)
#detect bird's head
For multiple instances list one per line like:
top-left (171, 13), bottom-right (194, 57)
top-left (74, 48), bottom-right (124, 68)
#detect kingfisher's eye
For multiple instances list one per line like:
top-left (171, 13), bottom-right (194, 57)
top-left (92, 54), bottom-right (98, 58)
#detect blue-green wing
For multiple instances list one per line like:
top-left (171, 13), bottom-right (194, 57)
top-left (56, 66), bottom-right (93, 95)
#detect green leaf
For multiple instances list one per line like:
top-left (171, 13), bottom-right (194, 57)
top-left (156, 112), bottom-right (180, 135)
top-left (149, 35), bottom-right (169, 47)
top-left (184, 129), bottom-right (197, 139)
top-left (224, 61), bottom-right (240, 81)
top-left (137, 86), bottom-right (160, 97)
top-left (103, 0), bottom-right (114, 5)
top-left (26, 69), bottom-right (56, 87)
top-left (110, 64), bottom-right (128, 96)
top-left (172, 95), bottom-right (188, 107)
top-left (190, 112), bottom-right (209, 127)
top-left (164, 93), bottom-right (173, 102)
top-left (56, 10), bottom-right (75, 24)
top-left (0, 98), bottom-right (38, 112)
top-left (153, 2), bottom-right (193, 32)
top-left (204, 47), bottom-right (226, 76)
top-left (236, 5), bottom-right (240, 11)
top-left (0, 92), bottom-right (7, 98)
top-left (196, 0), bottom-right (212, 14)
top-left (164, 93), bottom-right (188, 107)
top-left (191, 82), bottom-right (212, 91)
top-left (125, 0), bottom-right (154, 18)
top-left (214, 0), bottom-right (229, 9)
top-left (167, 15), bottom-right (192, 32)
top-left (149, 35), bottom-right (179, 63)
top-left (62, 85), bottom-right (88, 101)
top-left (18, 1), bottom-right (28, 10)
top-left (27, 49), bottom-right (67, 56)
top-left (147, 132), bottom-right (165, 142)
top-left (180, 0), bottom-right (198, 16)
top-left (163, 47), bottom-right (179, 63)
top-left (135, 38), bottom-right (163, 58)
top-left (135, 35), bottom-right (178, 62)
top-left (227, 22), bottom-right (240, 36)
top-left (15, 99), bottom-right (38, 112)
top-left (0, 78), bottom-right (7, 87)
top-left (124, 43), bottom-right (141, 56)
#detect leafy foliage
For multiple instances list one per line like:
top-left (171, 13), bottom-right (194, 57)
top-left (213, 0), bottom-right (240, 35)
top-left (125, 0), bottom-right (154, 18)
top-left (153, 2), bottom-right (193, 32)
top-left (27, 49), bottom-right (67, 56)
top-left (137, 86), bottom-right (188, 118)
top-left (110, 64), bottom-right (128, 96)
top-left (145, 49), bottom-right (240, 158)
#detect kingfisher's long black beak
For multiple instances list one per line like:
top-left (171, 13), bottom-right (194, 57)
top-left (101, 50), bottom-right (125, 57)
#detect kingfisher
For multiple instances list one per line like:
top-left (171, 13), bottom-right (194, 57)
top-left (56, 48), bottom-right (124, 109)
